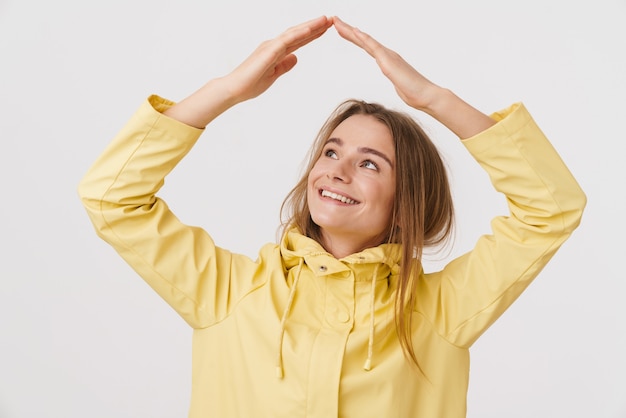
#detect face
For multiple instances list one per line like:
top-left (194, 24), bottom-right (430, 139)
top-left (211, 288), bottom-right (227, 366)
top-left (307, 114), bottom-right (396, 254)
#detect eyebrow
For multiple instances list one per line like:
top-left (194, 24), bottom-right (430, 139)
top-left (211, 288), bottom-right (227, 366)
top-left (325, 137), bottom-right (394, 169)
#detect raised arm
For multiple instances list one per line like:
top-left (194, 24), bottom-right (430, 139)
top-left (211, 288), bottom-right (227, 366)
top-left (332, 17), bottom-right (587, 347)
top-left (332, 16), bottom-right (495, 139)
top-left (164, 15), bottom-right (332, 128)
top-left (77, 17), bottom-right (332, 328)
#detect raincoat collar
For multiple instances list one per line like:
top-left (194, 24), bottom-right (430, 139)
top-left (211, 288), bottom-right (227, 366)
top-left (280, 227), bottom-right (402, 277)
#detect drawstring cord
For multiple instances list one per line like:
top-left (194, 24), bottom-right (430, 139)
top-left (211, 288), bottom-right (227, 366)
top-left (276, 258), bottom-right (304, 379)
top-left (275, 257), bottom-right (383, 376)
top-left (363, 263), bottom-right (379, 371)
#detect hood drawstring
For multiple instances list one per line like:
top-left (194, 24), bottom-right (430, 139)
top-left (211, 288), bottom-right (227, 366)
top-left (363, 263), bottom-right (379, 371)
top-left (276, 258), bottom-right (304, 379)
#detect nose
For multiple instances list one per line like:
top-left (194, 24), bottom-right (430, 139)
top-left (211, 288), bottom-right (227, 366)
top-left (326, 160), bottom-right (352, 183)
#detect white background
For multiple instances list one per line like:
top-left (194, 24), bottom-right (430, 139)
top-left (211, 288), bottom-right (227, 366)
top-left (1, 0), bottom-right (625, 417)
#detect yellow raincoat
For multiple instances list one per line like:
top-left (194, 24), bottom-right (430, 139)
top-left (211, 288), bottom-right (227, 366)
top-left (78, 95), bottom-right (586, 417)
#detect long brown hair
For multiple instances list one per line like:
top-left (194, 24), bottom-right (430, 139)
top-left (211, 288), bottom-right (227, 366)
top-left (280, 99), bottom-right (454, 369)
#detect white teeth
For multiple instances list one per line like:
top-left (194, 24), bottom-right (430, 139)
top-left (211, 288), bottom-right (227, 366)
top-left (321, 190), bottom-right (357, 204)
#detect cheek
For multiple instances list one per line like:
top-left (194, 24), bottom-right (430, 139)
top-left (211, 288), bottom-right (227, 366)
top-left (307, 162), bottom-right (324, 187)
top-left (306, 168), bottom-right (320, 201)
top-left (306, 170), bottom-right (316, 192)
top-left (377, 182), bottom-right (396, 217)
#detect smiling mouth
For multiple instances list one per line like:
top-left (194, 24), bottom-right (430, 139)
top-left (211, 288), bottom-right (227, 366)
top-left (320, 189), bottom-right (359, 205)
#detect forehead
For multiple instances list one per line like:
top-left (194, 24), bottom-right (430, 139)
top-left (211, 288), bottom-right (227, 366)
top-left (330, 114), bottom-right (395, 155)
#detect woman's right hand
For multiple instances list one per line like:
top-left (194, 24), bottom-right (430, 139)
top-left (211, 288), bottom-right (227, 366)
top-left (164, 16), bottom-right (332, 128)
top-left (224, 15), bottom-right (332, 103)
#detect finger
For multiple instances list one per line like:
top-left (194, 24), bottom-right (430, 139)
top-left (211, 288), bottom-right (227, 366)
top-left (283, 29), bottom-right (328, 56)
top-left (286, 15), bottom-right (332, 34)
top-left (353, 28), bottom-right (387, 58)
top-left (332, 16), bottom-right (362, 46)
top-left (333, 16), bottom-right (386, 59)
top-left (244, 19), bottom-right (326, 72)
top-left (279, 16), bottom-right (332, 51)
top-left (255, 16), bottom-right (329, 68)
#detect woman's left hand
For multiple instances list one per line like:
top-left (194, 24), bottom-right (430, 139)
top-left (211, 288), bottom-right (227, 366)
top-left (332, 16), bottom-right (442, 112)
top-left (332, 16), bottom-right (495, 139)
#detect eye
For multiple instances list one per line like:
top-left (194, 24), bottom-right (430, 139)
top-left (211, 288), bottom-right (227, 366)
top-left (324, 149), bottom-right (338, 159)
top-left (361, 160), bottom-right (379, 171)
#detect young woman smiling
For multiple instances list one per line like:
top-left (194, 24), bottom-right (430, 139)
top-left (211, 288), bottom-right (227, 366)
top-left (78, 15), bottom-right (586, 418)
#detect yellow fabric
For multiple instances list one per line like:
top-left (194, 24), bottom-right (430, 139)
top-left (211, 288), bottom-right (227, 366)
top-left (78, 95), bottom-right (586, 418)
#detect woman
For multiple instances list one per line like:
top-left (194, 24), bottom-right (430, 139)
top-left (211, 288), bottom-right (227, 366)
top-left (78, 16), bottom-right (586, 418)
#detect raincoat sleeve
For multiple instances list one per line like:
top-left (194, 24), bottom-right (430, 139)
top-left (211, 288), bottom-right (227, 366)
top-left (78, 95), bottom-right (265, 329)
top-left (418, 102), bottom-right (586, 348)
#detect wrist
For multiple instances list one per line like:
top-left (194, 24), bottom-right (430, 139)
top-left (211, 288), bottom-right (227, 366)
top-left (419, 88), bottom-right (495, 139)
top-left (163, 78), bottom-right (239, 129)
top-left (211, 75), bottom-right (247, 108)
top-left (419, 86), bottom-right (454, 119)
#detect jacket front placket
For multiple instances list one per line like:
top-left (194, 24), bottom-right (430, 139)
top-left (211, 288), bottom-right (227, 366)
top-left (303, 254), bottom-right (355, 417)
